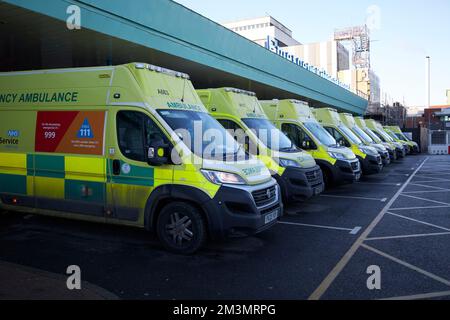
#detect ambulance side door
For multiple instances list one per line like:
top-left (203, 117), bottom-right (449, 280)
top-left (107, 109), bottom-right (173, 224)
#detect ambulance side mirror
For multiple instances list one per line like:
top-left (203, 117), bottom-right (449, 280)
top-left (147, 141), bottom-right (169, 166)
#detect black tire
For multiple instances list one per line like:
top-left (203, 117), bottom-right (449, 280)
top-left (319, 165), bottom-right (334, 189)
top-left (156, 202), bottom-right (206, 254)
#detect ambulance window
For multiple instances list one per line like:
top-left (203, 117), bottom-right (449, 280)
top-left (117, 111), bottom-right (168, 162)
top-left (217, 119), bottom-right (255, 154)
top-left (281, 124), bottom-right (315, 150)
top-left (324, 127), bottom-right (350, 147)
top-left (144, 117), bottom-right (169, 147)
top-left (117, 111), bottom-right (146, 161)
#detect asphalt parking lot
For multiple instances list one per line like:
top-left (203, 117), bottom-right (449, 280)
top-left (1, 154), bottom-right (450, 300)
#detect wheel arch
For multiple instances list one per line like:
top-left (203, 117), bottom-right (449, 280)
top-left (144, 184), bottom-right (213, 235)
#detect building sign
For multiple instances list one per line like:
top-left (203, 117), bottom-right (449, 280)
top-left (35, 111), bottom-right (106, 155)
top-left (265, 36), bottom-right (350, 91)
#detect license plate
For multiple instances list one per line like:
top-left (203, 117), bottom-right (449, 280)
top-left (264, 210), bottom-right (278, 224)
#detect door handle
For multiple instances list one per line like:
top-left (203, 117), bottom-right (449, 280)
top-left (112, 159), bottom-right (121, 175)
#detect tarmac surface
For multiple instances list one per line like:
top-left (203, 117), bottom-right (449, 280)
top-left (1, 154), bottom-right (450, 300)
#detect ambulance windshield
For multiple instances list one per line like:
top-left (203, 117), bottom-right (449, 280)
top-left (158, 109), bottom-right (245, 160)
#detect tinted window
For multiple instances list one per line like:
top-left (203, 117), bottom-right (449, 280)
top-left (243, 118), bottom-right (296, 152)
top-left (117, 111), bottom-right (167, 162)
top-left (325, 127), bottom-right (350, 147)
top-left (217, 119), bottom-right (257, 155)
top-left (158, 110), bottom-right (243, 160)
top-left (281, 123), bottom-right (315, 150)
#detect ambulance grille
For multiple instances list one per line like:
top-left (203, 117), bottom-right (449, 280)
top-left (252, 186), bottom-right (277, 208)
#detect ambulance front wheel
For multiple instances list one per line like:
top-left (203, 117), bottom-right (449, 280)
top-left (156, 202), bottom-right (207, 254)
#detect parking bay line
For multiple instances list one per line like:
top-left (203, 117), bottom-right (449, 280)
top-left (389, 205), bottom-right (450, 211)
top-left (361, 243), bottom-right (450, 287)
top-left (409, 183), bottom-right (450, 191)
top-left (308, 157), bottom-right (429, 300)
top-left (365, 231), bottom-right (450, 242)
top-left (381, 290), bottom-right (450, 301)
top-left (400, 194), bottom-right (450, 206)
top-left (387, 212), bottom-right (450, 232)
top-left (355, 182), bottom-right (402, 186)
top-left (320, 194), bottom-right (388, 202)
top-left (403, 189), bottom-right (450, 194)
top-left (278, 221), bottom-right (362, 235)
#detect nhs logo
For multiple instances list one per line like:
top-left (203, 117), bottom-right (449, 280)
top-left (7, 130), bottom-right (20, 137)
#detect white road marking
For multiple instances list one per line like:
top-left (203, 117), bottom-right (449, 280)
top-left (278, 221), bottom-right (361, 234)
top-left (409, 183), bottom-right (449, 191)
top-left (361, 243), bottom-right (450, 287)
top-left (387, 212), bottom-right (450, 232)
top-left (400, 194), bottom-right (450, 206)
top-left (390, 205), bottom-right (450, 211)
top-left (365, 231), bottom-right (450, 241)
top-left (320, 194), bottom-right (387, 202)
top-left (350, 227), bottom-right (362, 235)
top-left (355, 182), bottom-right (402, 186)
top-left (308, 157), bottom-right (429, 300)
top-left (381, 290), bottom-right (450, 300)
top-left (403, 190), bottom-right (450, 194)
top-left (413, 180), bottom-right (450, 183)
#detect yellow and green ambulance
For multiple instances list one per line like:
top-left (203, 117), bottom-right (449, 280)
top-left (354, 116), bottom-right (398, 161)
top-left (384, 126), bottom-right (420, 154)
top-left (365, 119), bottom-right (407, 158)
top-left (339, 113), bottom-right (391, 166)
top-left (197, 88), bottom-right (324, 203)
top-left (260, 99), bottom-right (361, 187)
top-left (0, 63), bottom-right (283, 254)
top-left (312, 108), bottom-right (383, 175)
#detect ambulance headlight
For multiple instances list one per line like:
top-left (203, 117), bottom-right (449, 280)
top-left (278, 158), bottom-right (301, 168)
top-left (359, 146), bottom-right (378, 156)
top-left (201, 170), bottom-right (245, 185)
top-left (328, 152), bottom-right (346, 160)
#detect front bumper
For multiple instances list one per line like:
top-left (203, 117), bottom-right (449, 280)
top-left (380, 150), bottom-right (391, 165)
top-left (396, 146), bottom-right (406, 158)
top-left (274, 165), bottom-right (324, 202)
top-left (359, 154), bottom-right (383, 175)
top-left (203, 179), bottom-right (283, 239)
top-left (330, 158), bottom-right (361, 183)
top-left (387, 148), bottom-right (397, 161)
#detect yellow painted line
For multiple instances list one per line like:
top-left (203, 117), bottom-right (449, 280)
top-left (308, 157), bottom-right (429, 300)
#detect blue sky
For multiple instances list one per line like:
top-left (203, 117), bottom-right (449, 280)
top-left (175, 0), bottom-right (450, 107)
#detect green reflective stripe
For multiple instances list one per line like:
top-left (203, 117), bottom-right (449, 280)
top-left (107, 160), bottom-right (154, 186)
top-left (65, 180), bottom-right (105, 203)
top-left (109, 175), bottom-right (154, 187)
top-left (0, 173), bottom-right (27, 195)
top-left (35, 154), bottom-right (65, 178)
top-left (26, 154), bottom-right (34, 176)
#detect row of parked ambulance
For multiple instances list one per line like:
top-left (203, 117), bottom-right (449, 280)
top-left (0, 63), bottom-right (420, 254)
